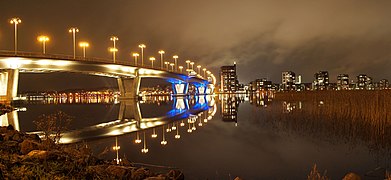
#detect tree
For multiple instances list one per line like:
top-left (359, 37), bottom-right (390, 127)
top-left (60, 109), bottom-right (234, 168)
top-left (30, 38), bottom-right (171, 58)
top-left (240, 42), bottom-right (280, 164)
top-left (34, 111), bottom-right (73, 144)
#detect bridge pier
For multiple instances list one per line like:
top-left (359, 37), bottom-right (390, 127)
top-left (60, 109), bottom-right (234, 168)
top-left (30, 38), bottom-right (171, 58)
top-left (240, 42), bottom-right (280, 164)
top-left (0, 69), bottom-right (19, 102)
top-left (172, 82), bottom-right (189, 96)
top-left (117, 76), bottom-right (141, 99)
top-left (118, 100), bottom-right (142, 123)
top-left (196, 85), bottom-right (207, 95)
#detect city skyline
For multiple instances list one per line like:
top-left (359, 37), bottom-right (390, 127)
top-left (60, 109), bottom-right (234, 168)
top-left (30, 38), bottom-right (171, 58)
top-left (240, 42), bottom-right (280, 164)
top-left (1, 0), bottom-right (391, 91)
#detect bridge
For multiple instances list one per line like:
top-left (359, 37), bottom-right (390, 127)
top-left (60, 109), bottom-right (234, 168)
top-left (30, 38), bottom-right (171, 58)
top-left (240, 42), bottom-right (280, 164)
top-left (0, 51), bottom-right (215, 102)
top-left (0, 96), bottom-right (217, 144)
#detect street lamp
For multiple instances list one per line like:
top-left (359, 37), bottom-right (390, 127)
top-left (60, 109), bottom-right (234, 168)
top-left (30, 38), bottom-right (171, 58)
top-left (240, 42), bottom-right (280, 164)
top-left (158, 50), bottom-right (165, 69)
top-left (149, 57), bottom-right (155, 68)
top-left (164, 61), bottom-right (169, 70)
top-left (132, 53), bottom-right (139, 65)
top-left (173, 55), bottom-right (178, 72)
top-left (79, 41), bottom-right (89, 58)
top-left (185, 60), bottom-right (191, 70)
top-left (179, 66), bottom-right (183, 73)
top-left (203, 68), bottom-right (207, 77)
top-left (197, 65), bottom-right (201, 74)
top-left (190, 62), bottom-right (195, 70)
top-left (68, 27), bottom-right (79, 59)
top-left (110, 36), bottom-right (119, 63)
top-left (138, 44), bottom-right (146, 66)
top-left (37, 35), bottom-right (49, 54)
top-left (10, 17), bottom-right (22, 54)
top-left (170, 63), bottom-right (174, 72)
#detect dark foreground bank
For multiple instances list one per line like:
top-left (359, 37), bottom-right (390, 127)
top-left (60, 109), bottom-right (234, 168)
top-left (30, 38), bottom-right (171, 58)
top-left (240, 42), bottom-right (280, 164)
top-left (0, 125), bottom-right (184, 179)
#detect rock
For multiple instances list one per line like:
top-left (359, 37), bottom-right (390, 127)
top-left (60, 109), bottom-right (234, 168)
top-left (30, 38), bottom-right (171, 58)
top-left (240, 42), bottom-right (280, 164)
top-left (27, 150), bottom-right (48, 160)
top-left (1, 140), bottom-right (20, 153)
top-left (86, 165), bottom-right (108, 178)
top-left (26, 134), bottom-right (41, 143)
top-left (3, 130), bottom-right (17, 141)
top-left (343, 172), bottom-right (361, 180)
top-left (145, 176), bottom-right (167, 180)
top-left (106, 165), bottom-right (131, 178)
top-left (131, 168), bottom-right (149, 180)
top-left (20, 139), bottom-right (40, 155)
top-left (7, 125), bottom-right (14, 130)
top-left (12, 132), bottom-right (23, 142)
top-left (0, 127), bottom-right (8, 133)
top-left (167, 169), bottom-right (184, 180)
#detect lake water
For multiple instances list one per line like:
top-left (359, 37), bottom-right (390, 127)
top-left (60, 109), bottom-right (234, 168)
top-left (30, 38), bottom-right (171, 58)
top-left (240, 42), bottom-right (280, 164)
top-left (1, 94), bottom-right (390, 179)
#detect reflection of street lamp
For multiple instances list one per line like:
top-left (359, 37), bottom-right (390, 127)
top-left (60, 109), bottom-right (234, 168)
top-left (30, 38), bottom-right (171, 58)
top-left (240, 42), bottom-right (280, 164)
top-left (179, 66), bottom-right (183, 73)
top-left (141, 132), bottom-right (148, 153)
top-left (158, 50), bottom-right (165, 69)
top-left (173, 55), bottom-right (178, 72)
top-left (197, 65), bottom-right (201, 74)
top-left (187, 123), bottom-right (192, 133)
top-left (151, 128), bottom-right (157, 138)
top-left (135, 132), bottom-right (141, 143)
top-left (79, 42), bottom-right (89, 58)
top-left (138, 44), bottom-right (146, 66)
top-left (161, 125), bottom-right (167, 145)
top-left (180, 120), bottom-right (185, 127)
top-left (149, 57), bottom-right (155, 68)
top-left (10, 17), bottom-right (22, 54)
top-left (175, 122), bottom-right (180, 139)
top-left (192, 122), bottom-right (197, 131)
top-left (132, 53), bottom-right (139, 65)
top-left (37, 35), bottom-right (49, 54)
top-left (112, 137), bottom-right (121, 164)
top-left (110, 36), bottom-right (119, 63)
top-left (68, 27), bottom-right (79, 59)
top-left (172, 122), bottom-right (177, 130)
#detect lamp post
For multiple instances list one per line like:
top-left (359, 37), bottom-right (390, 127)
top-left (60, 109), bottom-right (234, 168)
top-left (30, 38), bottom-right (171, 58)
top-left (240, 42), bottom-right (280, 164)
top-left (164, 61), bottom-right (169, 70)
top-left (173, 55), bottom-right (178, 72)
top-left (10, 18), bottom-right (22, 55)
top-left (190, 62), bottom-right (195, 70)
top-left (197, 65), bottom-right (201, 75)
top-left (149, 57), bottom-right (155, 68)
top-left (132, 53), bottom-right (139, 65)
top-left (179, 66), bottom-right (183, 73)
top-left (185, 60), bottom-right (191, 70)
top-left (68, 27), bottom-right (79, 59)
top-left (170, 63), bottom-right (174, 72)
top-left (158, 50), bottom-right (165, 69)
top-left (203, 68), bottom-right (207, 78)
top-left (79, 42), bottom-right (89, 58)
top-left (138, 44), bottom-right (146, 66)
top-left (37, 35), bottom-right (49, 54)
top-left (110, 36), bottom-right (119, 63)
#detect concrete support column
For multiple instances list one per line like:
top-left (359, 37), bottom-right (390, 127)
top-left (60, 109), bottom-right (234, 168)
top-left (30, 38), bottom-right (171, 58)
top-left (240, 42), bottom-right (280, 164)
top-left (172, 83), bottom-right (188, 96)
top-left (0, 69), bottom-right (19, 102)
top-left (117, 71), bottom-right (141, 99)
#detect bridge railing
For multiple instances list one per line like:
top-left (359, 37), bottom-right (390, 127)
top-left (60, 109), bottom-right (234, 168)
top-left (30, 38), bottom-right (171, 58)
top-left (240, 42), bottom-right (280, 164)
top-left (0, 50), bottom-right (209, 81)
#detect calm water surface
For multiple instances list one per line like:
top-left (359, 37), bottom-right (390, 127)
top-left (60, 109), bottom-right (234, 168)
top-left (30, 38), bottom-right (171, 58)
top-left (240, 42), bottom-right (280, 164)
top-left (2, 95), bottom-right (390, 179)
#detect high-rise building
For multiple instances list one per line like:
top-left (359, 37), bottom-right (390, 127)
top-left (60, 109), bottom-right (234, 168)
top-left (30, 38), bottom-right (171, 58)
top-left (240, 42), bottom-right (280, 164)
top-left (220, 63), bottom-right (238, 93)
top-left (313, 71), bottom-right (329, 90)
top-left (250, 78), bottom-right (273, 92)
top-left (356, 74), bottom-right (373, 90)
top-left (281, 71), bottom-right (296, 91)
top-left (337, 74), bottom-right (349, 90)
top-left (378, 79), bottom-right (389, 90)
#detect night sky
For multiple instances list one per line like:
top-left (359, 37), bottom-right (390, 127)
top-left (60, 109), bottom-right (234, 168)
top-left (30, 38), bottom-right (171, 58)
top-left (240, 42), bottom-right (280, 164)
top-left (1, 0), bottom-right (391, 91)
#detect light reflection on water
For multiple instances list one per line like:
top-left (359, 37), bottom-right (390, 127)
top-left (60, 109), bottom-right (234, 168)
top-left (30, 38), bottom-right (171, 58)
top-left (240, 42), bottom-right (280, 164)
top-left (2, 93), bottom-right (390, 179)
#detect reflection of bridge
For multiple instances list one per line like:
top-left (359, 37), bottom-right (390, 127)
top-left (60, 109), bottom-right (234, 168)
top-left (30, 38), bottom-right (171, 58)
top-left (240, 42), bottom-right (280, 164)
top-left (0, 51), bottom-right (214, 101)
top-left (0, 96), bottom-right (217, 144)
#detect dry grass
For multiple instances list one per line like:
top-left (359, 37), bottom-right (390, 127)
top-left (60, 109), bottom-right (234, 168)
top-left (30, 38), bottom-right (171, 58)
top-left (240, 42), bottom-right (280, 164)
top-left (269, 90), bottom-right (391, 150)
